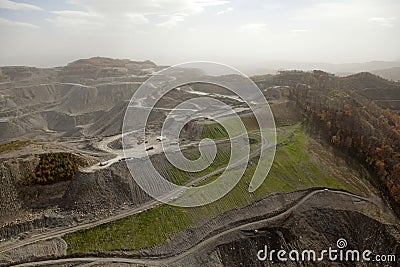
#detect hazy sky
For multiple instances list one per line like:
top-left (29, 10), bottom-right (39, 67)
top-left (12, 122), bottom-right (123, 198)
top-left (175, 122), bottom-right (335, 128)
top-left (0, 0), bottom-right (399, 68)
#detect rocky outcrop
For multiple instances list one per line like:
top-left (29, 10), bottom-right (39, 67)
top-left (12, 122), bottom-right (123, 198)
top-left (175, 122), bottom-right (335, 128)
top-left (0, 214), bottom-right (79, 241)
top-left (0, 158), bottom-right (37, 225)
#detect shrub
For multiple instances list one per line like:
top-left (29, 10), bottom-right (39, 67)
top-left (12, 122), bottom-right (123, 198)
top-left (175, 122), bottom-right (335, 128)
top-left (29, 152), bottom-right (81, 185)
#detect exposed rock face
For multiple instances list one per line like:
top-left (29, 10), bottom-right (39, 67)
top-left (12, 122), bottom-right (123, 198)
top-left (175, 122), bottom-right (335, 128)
top-left (0, 82), bottom-right (144, 141)
top-left (0, 158), bottom-right (37, 225)
top-left (85, 101), bottom-right (129, 137)
top-left (216, 209), bottom-right (399, 267)
top-left (0, 57), bottom-right (157, 142)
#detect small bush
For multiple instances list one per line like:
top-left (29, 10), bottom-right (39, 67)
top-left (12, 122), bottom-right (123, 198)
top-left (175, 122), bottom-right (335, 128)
top-left (29, 152), bottom-right (81, 185)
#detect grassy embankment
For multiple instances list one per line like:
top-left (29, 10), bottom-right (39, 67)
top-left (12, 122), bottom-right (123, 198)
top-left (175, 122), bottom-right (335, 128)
top-left (0, 140), bottom-right (29, 153)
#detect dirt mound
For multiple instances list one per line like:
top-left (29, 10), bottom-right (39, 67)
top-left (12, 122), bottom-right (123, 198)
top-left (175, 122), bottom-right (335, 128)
top-left (60, 161), bottom-right (151, 213)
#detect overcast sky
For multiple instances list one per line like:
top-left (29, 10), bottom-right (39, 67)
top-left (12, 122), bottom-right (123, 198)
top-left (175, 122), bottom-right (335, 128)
top-left (0, 0), bottom-right (399, 69)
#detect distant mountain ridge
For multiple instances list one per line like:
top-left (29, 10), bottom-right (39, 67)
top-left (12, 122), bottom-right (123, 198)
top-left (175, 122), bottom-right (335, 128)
top-left (0, 57), bottom-right (159, 83)
top-left (371, 67), bottom-right (400, 81)
top-left (244, 60), bottom-right (400, 77)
